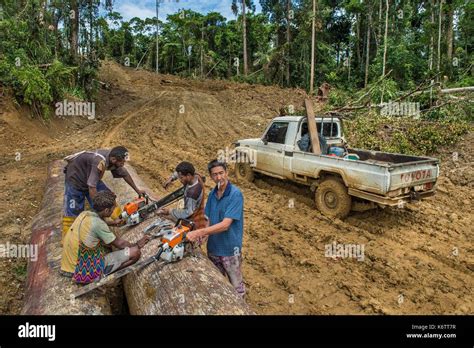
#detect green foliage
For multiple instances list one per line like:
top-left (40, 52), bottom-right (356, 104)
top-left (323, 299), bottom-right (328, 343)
top-left (366, 78), bottom-right (399, 104)
top-left (0, 0), bottom-right (472, 126)
top-left (326, 87), bottom-right (352, 108)
top-left (0, 1), bottom-right (96, 119)
top-left (345, 113), bottom-right (471, 155)
top-left (13, 65), bottom-right (53, 115)
top-left (45, 60), bottom-right (76, 101)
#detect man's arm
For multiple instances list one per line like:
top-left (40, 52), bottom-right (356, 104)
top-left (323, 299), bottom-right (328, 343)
top-left (169, 204), bottom-right (195, 220)
top-left (89, 186), bottom-right (98, 199)
top-left (169, 188), bottom-right (202, 220)
top-left (123, 174), bottom-right (145, 195)
top-left (109, 236), bottom-right (150, 249)
top-left (186, 218), bottom-right (232, 242)
top-left (87, 160), bottom-right (103, 198)
top-left (163, 171), bottom-right (179, 189)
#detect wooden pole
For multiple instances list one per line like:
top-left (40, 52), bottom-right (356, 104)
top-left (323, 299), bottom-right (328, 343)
top-left (304, 99), bottom-right (321, 155)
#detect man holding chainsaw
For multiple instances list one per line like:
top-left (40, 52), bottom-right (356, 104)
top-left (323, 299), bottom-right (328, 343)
top-left (160, 161), bottom-right (207, 230)
top-left (186, 160), bottom-right (245, 298)
top-left (62, 146), bottom-right (146, 239)
top-left (61, 190), bottom-right (150, 282)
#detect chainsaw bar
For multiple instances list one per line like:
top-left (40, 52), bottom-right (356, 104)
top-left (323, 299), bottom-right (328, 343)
top-left (71, 248), bottom-right (168, 299)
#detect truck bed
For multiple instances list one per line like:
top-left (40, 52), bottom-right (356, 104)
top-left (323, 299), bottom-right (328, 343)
top-left (289, 148), bottom-right (439, 197)
top-left (347, 148), bottom-right (436, 166)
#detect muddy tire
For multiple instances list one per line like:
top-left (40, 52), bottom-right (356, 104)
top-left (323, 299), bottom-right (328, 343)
top-left (235, 162), bottom-right (255, 182)
top-left (315, 177), bottom-right (352, 219)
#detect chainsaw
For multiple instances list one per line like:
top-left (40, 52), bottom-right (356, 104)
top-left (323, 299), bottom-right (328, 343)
top-left (72, 218), bottom-right (194, 299)
top-left (120, 186), bottom-right (185, 226)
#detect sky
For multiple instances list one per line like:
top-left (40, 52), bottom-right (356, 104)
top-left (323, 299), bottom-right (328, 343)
top-left (110, 0), bottom-right (263, 22)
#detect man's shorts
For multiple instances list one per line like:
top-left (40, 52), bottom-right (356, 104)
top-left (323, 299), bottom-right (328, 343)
top-left (103, 248), bottom-right (130, 275)
top-left (62, 180), bottom-right (111, 240)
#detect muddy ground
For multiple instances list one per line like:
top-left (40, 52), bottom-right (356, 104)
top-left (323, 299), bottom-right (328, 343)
top-left (0, 61), bottom-right (472, 314)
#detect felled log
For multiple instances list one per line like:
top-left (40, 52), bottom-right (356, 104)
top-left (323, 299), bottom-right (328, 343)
top-left (22, 160), bottom-right (112, 315)
top-left (104, 165), bottom-right (253, 315)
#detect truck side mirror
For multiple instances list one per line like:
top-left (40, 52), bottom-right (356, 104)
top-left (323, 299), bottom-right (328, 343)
top-left (262, 135), bottom-right (268, 145)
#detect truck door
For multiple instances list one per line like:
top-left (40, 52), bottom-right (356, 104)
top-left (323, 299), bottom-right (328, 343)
top-left (257, 121), bottom-right (288, 176)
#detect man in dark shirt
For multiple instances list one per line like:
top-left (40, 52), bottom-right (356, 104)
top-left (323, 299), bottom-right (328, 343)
top-left (62, 146), bottom-right (145, 240)
top-left (160, 161), bottom-right (206, 230)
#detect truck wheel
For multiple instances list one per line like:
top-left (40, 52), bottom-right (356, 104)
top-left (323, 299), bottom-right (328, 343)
top-left (235, 162), bottom-right (255, 182)
top-left (315, 178), bottom-right (352, 219)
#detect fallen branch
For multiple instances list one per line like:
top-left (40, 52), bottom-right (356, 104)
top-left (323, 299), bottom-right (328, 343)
top-left (92, 79), bottom-right (110, 89)
top-left (333, 70), bottom-right (392, 112)
top-left (440, 86), bottom-right (474, 94)
top-left (394, 80), bottom-right (440, 102)
top-left (205, 58), bottom-right (223, 78)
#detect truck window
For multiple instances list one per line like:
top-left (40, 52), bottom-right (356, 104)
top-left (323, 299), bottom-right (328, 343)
top-left (300, 122), bottom-right (339, 138)
top-left (317, 122), bottom-right (339, 137)
top-left (265, 122), bottom-right (289, 144)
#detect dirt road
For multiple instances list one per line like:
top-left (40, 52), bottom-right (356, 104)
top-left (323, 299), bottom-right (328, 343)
top-left (0, 61), bottom-right (472, 314)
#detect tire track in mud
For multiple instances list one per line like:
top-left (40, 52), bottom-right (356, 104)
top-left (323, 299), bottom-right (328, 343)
top-left (238, 172), bottom-right (472, 314)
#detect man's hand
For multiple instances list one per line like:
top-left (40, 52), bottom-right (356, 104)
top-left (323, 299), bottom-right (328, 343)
top-left (162, 178), bottom-right (173, 190)
top-left (158, 207), bottom-right (170, 215)
top-left (186, 229), bottom-right (204, 242)
top-left (137, 235), bottom-right (151, 248)
top-left (136, 189), bottom-right (147, 197)
top-left (107, 218), bottom-right (125, 226)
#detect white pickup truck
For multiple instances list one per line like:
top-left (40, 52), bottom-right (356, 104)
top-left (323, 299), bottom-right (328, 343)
top-left (233, 116), bottom-right (439, 218)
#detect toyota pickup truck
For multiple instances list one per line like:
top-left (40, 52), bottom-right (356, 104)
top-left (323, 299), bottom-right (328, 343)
top-left (233, 116), bottom-right (439, 218)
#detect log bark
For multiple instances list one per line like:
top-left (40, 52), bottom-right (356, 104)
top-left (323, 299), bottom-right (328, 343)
top-left (104, 165), bottom-right (253, 315)
top-left (22, 160), bottom-right (112, 315)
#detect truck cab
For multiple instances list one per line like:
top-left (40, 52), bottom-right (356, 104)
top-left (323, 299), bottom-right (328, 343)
top-left (237, 116), bottom-right (343, 178)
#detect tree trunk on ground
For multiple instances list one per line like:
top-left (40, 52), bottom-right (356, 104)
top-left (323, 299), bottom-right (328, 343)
top-left (22, 161), bottom-right (112, 315)
top-left (103, 165), bottom-right (254, 315)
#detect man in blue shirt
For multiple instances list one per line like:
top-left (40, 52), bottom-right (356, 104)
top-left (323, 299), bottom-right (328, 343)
top-left (186, 160), bottom-right (245, 298)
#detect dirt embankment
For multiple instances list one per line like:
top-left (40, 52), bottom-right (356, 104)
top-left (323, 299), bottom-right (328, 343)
top-left (0, 61), bottom-right (472, 314)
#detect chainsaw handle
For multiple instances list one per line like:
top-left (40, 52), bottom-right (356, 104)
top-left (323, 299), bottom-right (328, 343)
top-left (138, 192), bottom-right (150, 204)
top-left (175, 218), bottom-right (195, 231)
top-left (153, 246), bottom-right (164, 260)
